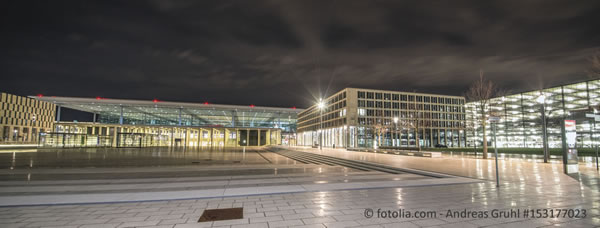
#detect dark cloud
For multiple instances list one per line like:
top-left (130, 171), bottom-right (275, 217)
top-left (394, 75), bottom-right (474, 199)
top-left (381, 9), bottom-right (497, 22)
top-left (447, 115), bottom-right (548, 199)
top-left (1, 0), bottom-right (599, 108)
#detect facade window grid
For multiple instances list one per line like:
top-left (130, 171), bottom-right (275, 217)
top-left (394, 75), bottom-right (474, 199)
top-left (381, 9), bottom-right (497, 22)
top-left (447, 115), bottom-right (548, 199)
top-left (1, 92), bottom-right (56, 142)
top-left (465, 79), bottom-right (599, 149)
top-left (298, 88), bottom-right (466, 148)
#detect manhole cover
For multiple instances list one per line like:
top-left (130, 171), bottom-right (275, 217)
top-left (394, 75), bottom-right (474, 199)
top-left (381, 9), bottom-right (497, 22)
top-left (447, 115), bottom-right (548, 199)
top-left (198, 207), bottom-right (243, 222)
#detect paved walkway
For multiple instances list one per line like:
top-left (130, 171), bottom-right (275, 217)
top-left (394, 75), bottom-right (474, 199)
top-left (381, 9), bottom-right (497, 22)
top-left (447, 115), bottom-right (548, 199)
top-left (0, 146), bottom-right (599, 227)
top-left (288, 146), bottom-right (600, 191)
top-left (0, 149), bottom-right (479, 206)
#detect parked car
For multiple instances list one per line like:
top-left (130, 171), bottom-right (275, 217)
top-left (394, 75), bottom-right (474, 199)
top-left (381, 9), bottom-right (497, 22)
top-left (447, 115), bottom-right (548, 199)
top-left (434, 144), bottom-right (448, 148)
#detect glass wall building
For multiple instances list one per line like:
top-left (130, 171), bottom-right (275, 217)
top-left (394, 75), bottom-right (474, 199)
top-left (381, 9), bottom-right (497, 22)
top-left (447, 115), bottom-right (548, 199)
top-left (297, 88), bottom-right (467, 148)
top-left (32, 96), bottom-right (302, 147)
top-left (466, 79), bottom-right (600, 149)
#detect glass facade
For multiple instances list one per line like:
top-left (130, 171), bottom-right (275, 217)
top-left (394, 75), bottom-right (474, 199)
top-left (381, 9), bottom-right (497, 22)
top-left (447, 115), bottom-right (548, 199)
top-left (32, 96), bottom-right (300, 147)
top-left (41, 122), bottom-right (282, 148)
top-left (297, 88), bottom-right (467, 148)
top-left (466, 79), bottom-right (600, 149)
top-left (39, 98), bottom-right (300, 134)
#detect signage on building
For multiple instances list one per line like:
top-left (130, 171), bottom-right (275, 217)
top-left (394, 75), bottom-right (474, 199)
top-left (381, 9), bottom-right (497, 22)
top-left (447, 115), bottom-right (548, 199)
top-left (564, 120), bottom-right (576, 148)
top-left (585, 113), bottom-right (600, 121)
top-left (489, 116), bottom-right (500, 123)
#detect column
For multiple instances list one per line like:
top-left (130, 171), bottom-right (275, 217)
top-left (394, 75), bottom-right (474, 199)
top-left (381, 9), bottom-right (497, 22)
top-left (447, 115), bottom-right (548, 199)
top-left (246, 129), bottom-right (250, 146)
top-left (235, 129), bottom-right (239, 147)
top-left (258, 129), bottom-right (261, 146)
top-left (171, 127), bottom-right (174, 147)
top-left (93, 113), bottom-right (97, 123)
top-left (27, 127), bottom-right (32, 142)
top-left (8, 126), bottom-right (14, 142)
top-left (112, 127), bottom-right (117, 147)
top-left (185, 128), bottom-right (190, 147)
top-left (224, 129), bottom-right (229, 147)
top-left (119, 106), bottom-right (124, 125)
top-left (200, 129), bottom-right (204, 146)
top-left (210, 128), bottom-right (214, 147)
top-left (266, 129), bottom-right (271, 145)
top-left (430, 129), bottom-right (434, 147)
top-left (199, 128), bottom-right (203, 147)
top-left (231, 111), bottom-right (236, 127)
top-left (178, 108), bottom-right (182, 126)
top-left (56, 106), bottom-right (61, 122)
top-left (56, 106), bottom-right (62, 132)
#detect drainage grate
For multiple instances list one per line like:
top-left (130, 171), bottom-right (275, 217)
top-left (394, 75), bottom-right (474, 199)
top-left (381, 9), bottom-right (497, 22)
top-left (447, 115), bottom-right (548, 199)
top-left (198, 207), bottom-right (243, 222)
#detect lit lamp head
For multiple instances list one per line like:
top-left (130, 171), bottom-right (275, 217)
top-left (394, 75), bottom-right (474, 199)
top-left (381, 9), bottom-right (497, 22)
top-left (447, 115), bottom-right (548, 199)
top-left (536, 94), bottom-right (546, 104)
top-left (317, 99), bottom-right (325, 110)
top-left (393, 117), bottom-right (399, 123)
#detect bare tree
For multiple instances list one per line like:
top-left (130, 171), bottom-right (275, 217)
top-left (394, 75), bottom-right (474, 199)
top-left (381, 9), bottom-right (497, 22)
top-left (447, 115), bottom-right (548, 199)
top-left (373, 121), bottom-right (388, 148)
top-left (464, 115), bottom-right (478, 152)
top-left (397, 96), bottom-right (431, 151)
top-left (465, 70), bottom-right (497, 159)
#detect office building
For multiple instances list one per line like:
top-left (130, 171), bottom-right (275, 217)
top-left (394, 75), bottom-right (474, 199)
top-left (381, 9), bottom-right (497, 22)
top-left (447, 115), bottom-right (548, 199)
top-left (0, 92), bottom-right (55, 143)
top-left (297, 88), bottom-right (467, 148)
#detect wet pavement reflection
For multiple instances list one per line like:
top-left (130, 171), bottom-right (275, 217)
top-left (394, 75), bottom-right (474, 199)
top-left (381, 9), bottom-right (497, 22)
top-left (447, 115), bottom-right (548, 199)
top-left (0, 147), bottom-right (294, 169)
top-left (293, 146), bottom-right (600, 195)
top-left (0, 146), bottom-right (598, 227)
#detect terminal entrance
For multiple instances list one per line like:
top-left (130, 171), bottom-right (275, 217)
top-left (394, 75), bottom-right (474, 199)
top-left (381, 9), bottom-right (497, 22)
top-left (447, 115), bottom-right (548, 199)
top-left (238, 130), bottom-right (268, 146)
top-left (41, 123), bottom-right (282, 148)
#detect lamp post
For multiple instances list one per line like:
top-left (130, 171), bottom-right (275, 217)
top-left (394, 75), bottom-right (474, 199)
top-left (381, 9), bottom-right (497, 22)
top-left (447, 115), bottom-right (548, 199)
top-left (490, 116), bottom-right (500, 187)
top-left (591, 108), bottom-right (599, 170)
top-left (317, 99), bottom-right (325, 150)
top-left (393, 117), bottom-right (399, 147)
top-left (537, 94), bottom-right (549, 163)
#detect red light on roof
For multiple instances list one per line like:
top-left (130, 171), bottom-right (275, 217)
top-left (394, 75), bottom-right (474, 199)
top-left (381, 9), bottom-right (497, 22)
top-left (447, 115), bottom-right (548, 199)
top-left (291, 106), bottom-right (296, 109)
top-left (153, 99), bottom-right (160, 103)
top-left (250, 104), bottom-right (255, 108)
top-left (36, 94), bottom-right (43, 98)
top-left (204, 102), bottom-right (209, 105)
top-left (96, 96), bottom-right (102, 100)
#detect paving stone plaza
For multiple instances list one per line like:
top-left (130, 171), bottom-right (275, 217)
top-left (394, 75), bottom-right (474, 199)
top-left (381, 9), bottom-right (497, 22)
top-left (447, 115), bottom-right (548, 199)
top-left (0, 146), bottom-right (599, 228)
top-left (3, 0), bottom-right (600, 227)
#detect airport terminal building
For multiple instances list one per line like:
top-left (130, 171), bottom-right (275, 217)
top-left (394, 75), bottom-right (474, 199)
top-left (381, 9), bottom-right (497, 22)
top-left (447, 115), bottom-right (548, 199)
top-left (296, 88), bottom-right (467, 148)
top-left (30, 96), bottom-right (301, 148)
top-left (1, 78), bottom-right (598, 150)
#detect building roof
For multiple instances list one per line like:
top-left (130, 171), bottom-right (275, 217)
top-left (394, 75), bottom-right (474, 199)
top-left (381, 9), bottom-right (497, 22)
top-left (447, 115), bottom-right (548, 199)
top-left (31, 96), bottom-right (303, 113)
top-left (30, 96), bottom-right (303, 129)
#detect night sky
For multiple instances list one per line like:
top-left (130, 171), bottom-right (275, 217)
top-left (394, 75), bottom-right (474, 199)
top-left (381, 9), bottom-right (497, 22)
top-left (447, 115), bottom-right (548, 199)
top-left (2, 0), bottom-right (600, 109)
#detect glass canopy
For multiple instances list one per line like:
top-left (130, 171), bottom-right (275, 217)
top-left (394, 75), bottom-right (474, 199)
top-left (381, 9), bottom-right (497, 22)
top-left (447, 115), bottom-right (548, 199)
top-left (32, 96), bottom-right (302, 133)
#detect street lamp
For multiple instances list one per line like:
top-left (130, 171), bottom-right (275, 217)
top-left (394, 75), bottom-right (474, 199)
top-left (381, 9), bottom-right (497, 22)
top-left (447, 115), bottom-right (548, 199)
top-left (537, 94), bottom-right (549, 163)
top-left (317, 98), bottom-right (325, 150)
top-left (393, 117), bottom-right (399, 147)
top-left (593, 108), bottom-right (598, 170)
